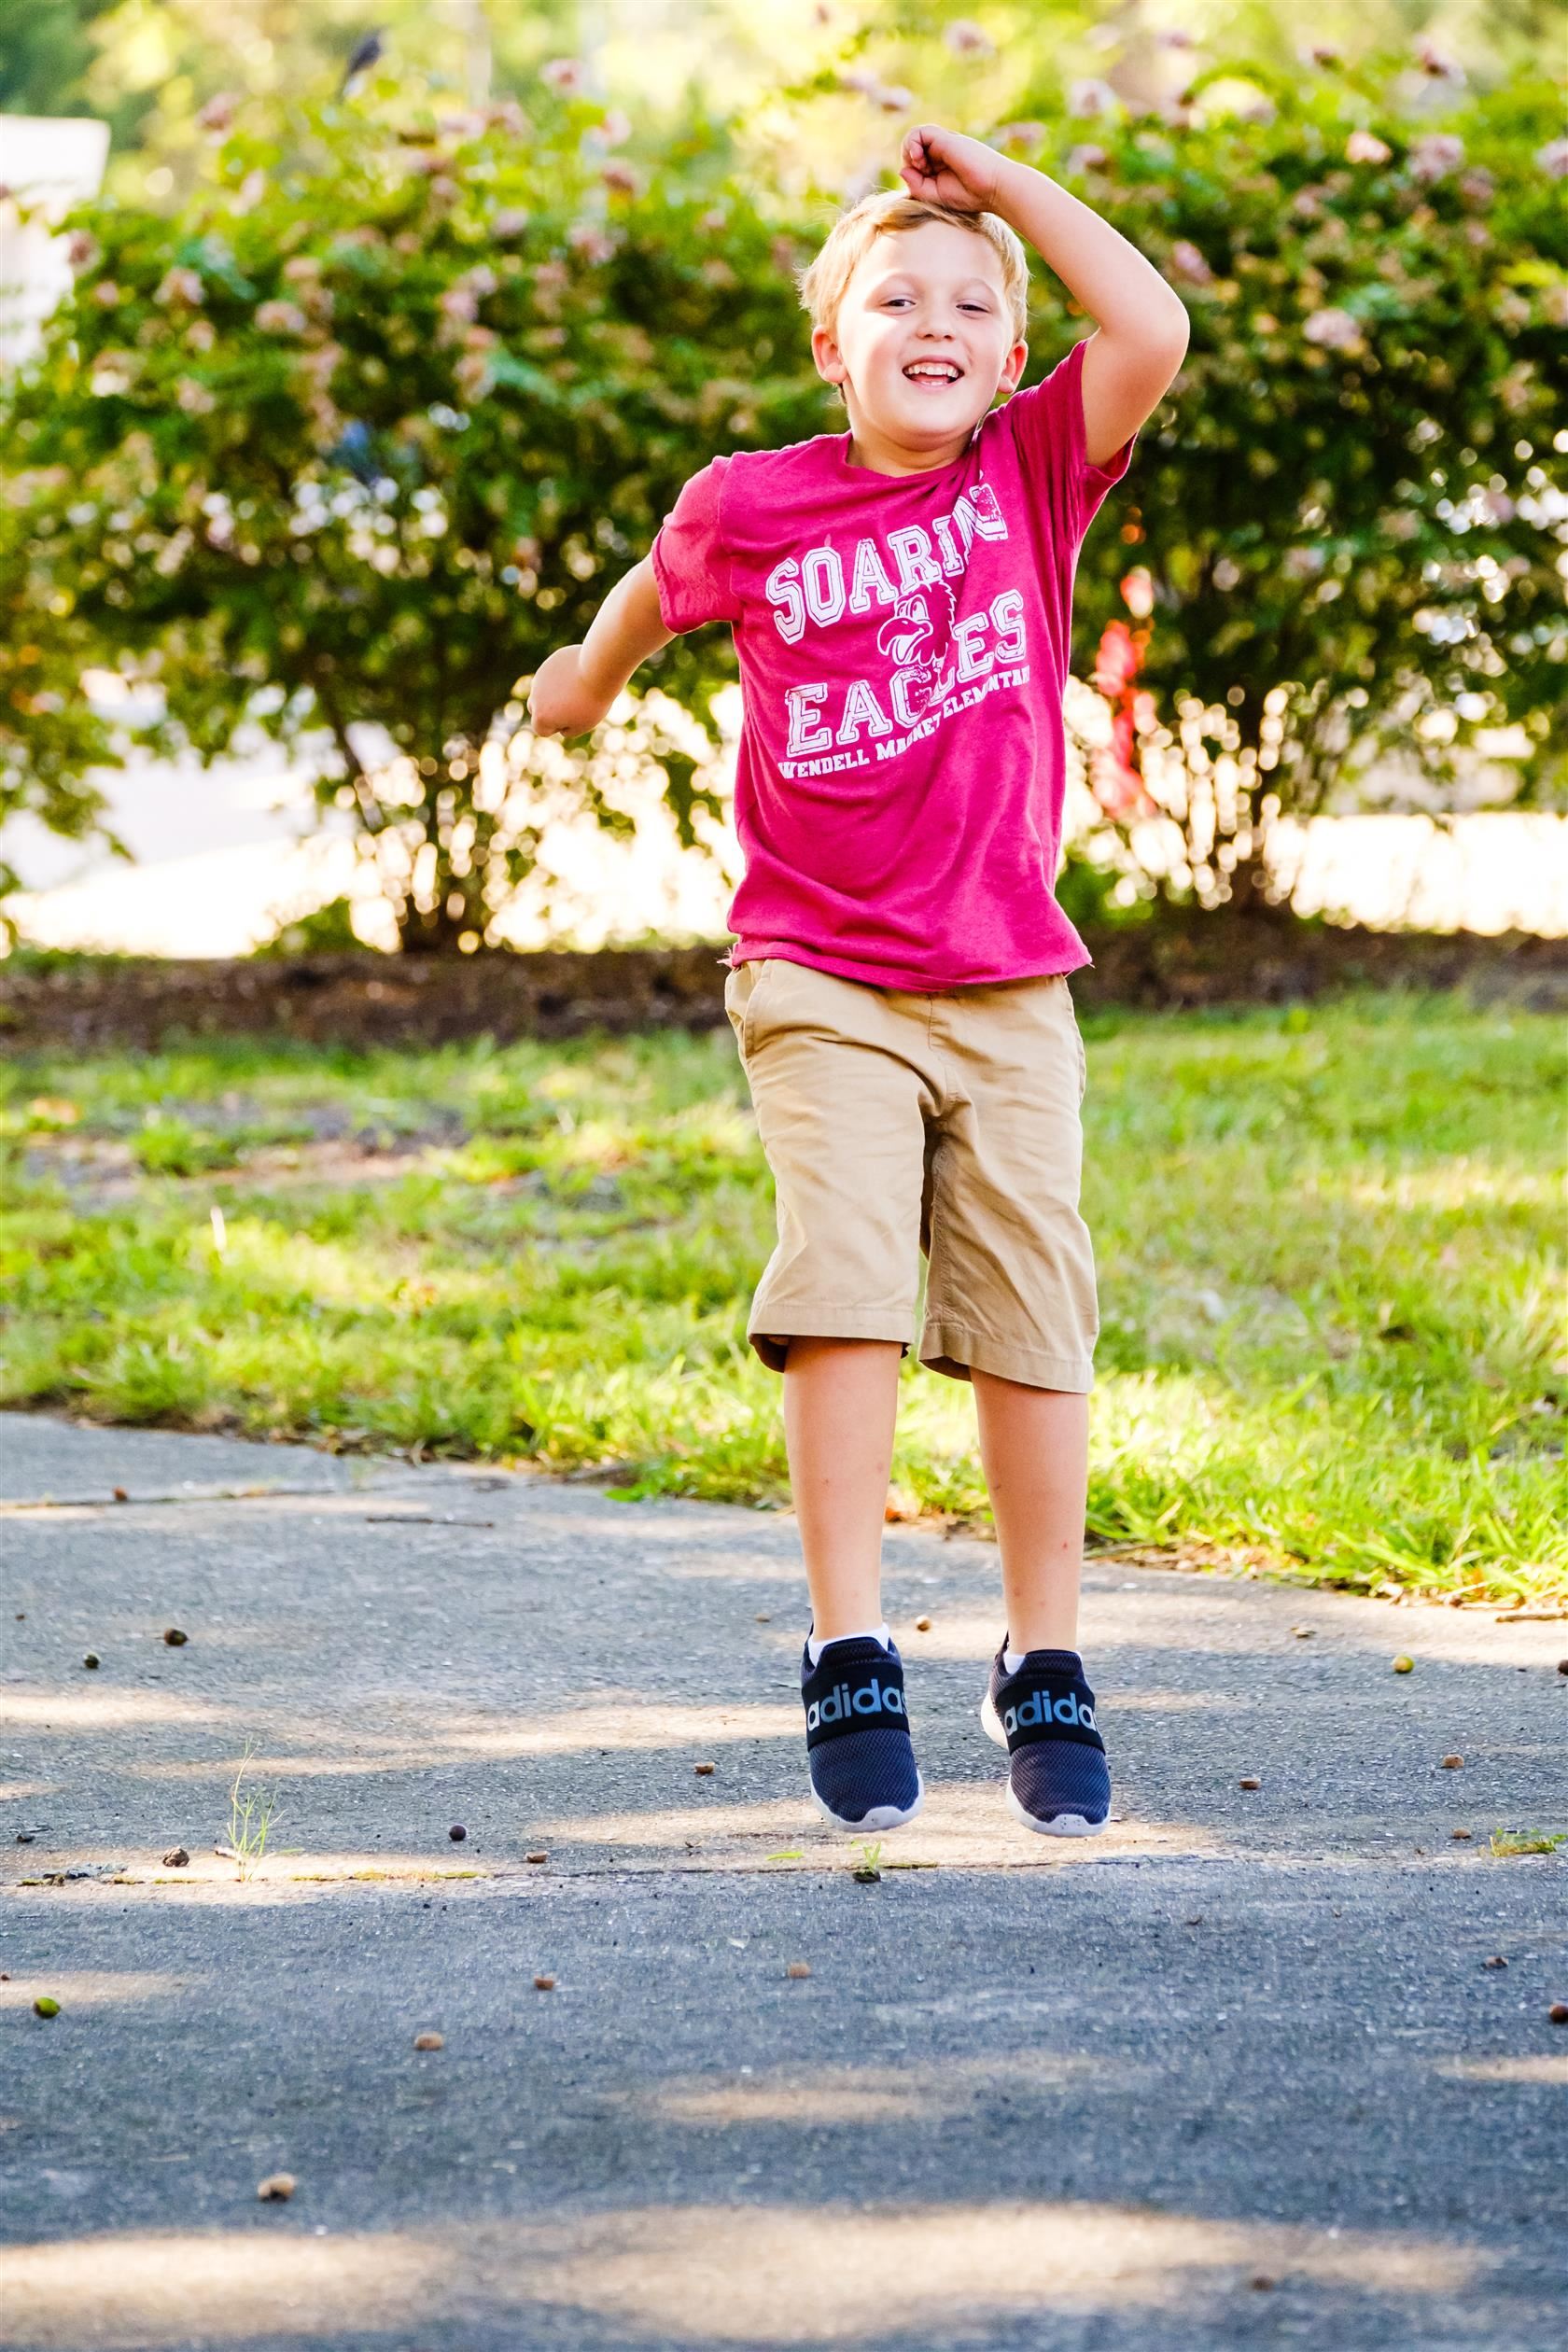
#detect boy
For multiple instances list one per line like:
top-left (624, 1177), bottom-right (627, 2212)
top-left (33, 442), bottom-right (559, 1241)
top-left (529, 123), bottom-right (1187, 1837)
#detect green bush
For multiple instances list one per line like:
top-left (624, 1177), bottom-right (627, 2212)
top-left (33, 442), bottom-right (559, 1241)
top-left (3, 44), bottom-right (1561, 932)
top-left (1, 81), bottom-right (827, 945)
top-left (1040, 56), bottom-right (1566, 903)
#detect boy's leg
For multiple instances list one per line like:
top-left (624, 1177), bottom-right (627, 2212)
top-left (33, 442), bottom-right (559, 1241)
top-left (783, 1337), bottom-right (903, 1641)
top-left (971, 1374), bottom-right (1088, 1652)
top-left (724, 959), bottom-right (932, 1830)
top-left (782, 1334), bottom-right (922, 1831)
top-left (913, 977), bottom-right (1108, 1833)
top-left (973, 1371), bottom-right (1106, 1836)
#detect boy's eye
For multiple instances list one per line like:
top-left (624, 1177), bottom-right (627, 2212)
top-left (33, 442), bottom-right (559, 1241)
top-left (880, 296), bottom-right (991, 315)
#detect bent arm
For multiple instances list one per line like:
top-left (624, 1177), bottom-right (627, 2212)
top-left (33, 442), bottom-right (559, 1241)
top-left (528, 555), bottom-right (674, 737)
top-left (989, 160), bottom-right (1188, 467)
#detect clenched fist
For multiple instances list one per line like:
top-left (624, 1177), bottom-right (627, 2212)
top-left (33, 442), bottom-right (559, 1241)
top-left (526, 645), bottom-right (613, 739)
top-left (898, 124), bottom-right (1005, 213)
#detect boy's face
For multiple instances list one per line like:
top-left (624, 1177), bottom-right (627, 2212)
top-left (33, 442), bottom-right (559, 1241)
top-left (812, 221), bottom-right (1028, 464)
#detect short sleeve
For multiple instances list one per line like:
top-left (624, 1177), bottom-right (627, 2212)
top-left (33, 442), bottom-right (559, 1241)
top-left (1002, 337), bottom-right (1137, 547)
top-left (651, 456), bottom-right (739, 633)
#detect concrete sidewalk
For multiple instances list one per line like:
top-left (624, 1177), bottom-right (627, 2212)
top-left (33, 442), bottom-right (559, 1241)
top-left (1, 1412), bottom-right (1564, 2351)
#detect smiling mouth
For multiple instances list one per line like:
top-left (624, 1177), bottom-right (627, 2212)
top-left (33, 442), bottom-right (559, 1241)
top-left (903, 361), bottom-right (964, 387)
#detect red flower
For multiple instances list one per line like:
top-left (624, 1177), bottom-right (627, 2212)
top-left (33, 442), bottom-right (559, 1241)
top-left (1091, 620), bottom-right (1141, 697)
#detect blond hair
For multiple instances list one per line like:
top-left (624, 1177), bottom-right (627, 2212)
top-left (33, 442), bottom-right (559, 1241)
top-left (798, 190), bottom-right (1029, 343)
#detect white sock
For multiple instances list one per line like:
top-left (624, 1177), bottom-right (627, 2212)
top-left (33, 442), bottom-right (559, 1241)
top-left (806, 1622), bottom-right (891, 1667)
top-left (1003, 1646), bottom-right (1026, 1673)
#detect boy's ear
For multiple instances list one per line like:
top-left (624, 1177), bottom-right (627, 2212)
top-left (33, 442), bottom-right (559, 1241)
top-left (810, 322), bottom-right (848, 387)
top-left (998, 337), bottom-right (1029, 397)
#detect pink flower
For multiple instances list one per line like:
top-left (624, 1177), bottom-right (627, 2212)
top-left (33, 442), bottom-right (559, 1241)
top-left (454, 350), bottom-right (492, 401)
top-left (567, 222), bottom-right (616, 265)
top-left (1415, 38), bottom-right (1463, 80)
top-left (1302, 306), bottom-right (1364, 354)
top-left (1065, 144), bottom-right (1109, 175)
top-left (197, 92), bottom-right (238, 134)
top-left (586, 107), bottom-right (632, 148)
top-left (1068, 78), bottom-right (1116, 119)
top-left (175, 376), bottom-right (216, 415)
top-left (491, 207), bottom-right (529, 240)
top-left (1305, 44), bottom-right (1341, 67)
top-left (875, 84), bottom-right (914, 113)
top-left (1459, 168), bottom-right (1494, 208)
top-left (66, 231), bottom-right (100, 270)
top-left (156, 266), bottom-right (204, 307)
top-left (1410, 133), bottom-right (1463, 185)
top-left (944, 21), bottom-right (993, 54)
top-left (1169, 240), bottom-right (1212, 286)
top-left (255, 300), bottom-right (307, 334)
top-left (541, 58), bottom-right (582, 94)
top-left (1537, 138), bottom-right (1568, 180)
top-left (1345, 131), bottom-right (1391, 165)
top-left (91, 279), bottom-right (121, 307)
top-left (599, 160), bottom-right (638, 194)
top-left (993, 121), bottom-right (1048, 153)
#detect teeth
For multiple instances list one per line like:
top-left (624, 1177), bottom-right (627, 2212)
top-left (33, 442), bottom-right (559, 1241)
top-left (905, 365), bottom-right (959, 383)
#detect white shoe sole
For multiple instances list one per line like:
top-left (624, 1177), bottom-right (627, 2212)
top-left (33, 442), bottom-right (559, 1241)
top-left (982, 1690), bottom-right (1108, 1838)
top-left (812, 1771), bottom-right (925, 1835)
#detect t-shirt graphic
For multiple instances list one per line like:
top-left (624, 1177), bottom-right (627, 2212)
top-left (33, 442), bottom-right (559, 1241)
top-left (651, 336), bottom-right (1135, 992)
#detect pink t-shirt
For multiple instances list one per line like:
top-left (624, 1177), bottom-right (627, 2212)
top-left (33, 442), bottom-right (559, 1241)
top-left (651, 335), bottom-right (1135, 991)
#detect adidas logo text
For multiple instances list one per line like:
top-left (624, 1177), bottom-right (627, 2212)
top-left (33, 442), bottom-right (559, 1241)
top-left (805, 1680), bottom-right (905, 1731)
top-left (1002, 1691), bottom-right (1096, 1735)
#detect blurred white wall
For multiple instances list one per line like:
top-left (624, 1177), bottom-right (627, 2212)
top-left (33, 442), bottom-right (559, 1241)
top-left (0, 116), bottom-right (109, 367)
top-left (5, 749), bottom-right (1564, 957)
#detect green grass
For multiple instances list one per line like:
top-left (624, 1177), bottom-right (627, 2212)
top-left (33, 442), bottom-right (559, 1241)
top-left (3, 997), bottom-right (1563, 1603)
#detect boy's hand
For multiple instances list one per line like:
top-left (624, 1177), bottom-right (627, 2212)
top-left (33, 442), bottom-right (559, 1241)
top-left (899, 124), bottom-right (1004, 214)
top-left (526, 645), bottom-right (613, 739)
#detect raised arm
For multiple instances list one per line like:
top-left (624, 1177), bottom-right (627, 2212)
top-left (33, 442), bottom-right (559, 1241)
top-left (527, 554), bottom-right (674, 738)
top-left (900, 126), bottom-right (1189, 468)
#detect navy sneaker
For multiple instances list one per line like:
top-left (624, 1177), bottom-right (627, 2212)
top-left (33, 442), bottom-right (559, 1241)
top-left (981, 1642), bottom-right (1110, 1836)
top-left (801, 1633), bottom-right (923, 1833)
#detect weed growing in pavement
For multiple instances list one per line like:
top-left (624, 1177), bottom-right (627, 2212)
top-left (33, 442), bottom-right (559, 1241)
top-left (222, 1743), bottom-right (283, 1882)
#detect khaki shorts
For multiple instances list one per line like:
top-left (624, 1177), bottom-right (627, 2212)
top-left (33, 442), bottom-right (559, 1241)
top-left (723, 957), bottom-right (1098, 1392)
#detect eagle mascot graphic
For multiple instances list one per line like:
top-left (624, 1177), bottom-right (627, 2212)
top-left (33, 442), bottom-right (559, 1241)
top-left (875, 579), bottom-right (958, 721)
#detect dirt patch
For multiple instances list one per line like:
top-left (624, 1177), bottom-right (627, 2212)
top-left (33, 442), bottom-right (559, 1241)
top-left (2, 925), bottom-right (1563, 1055)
